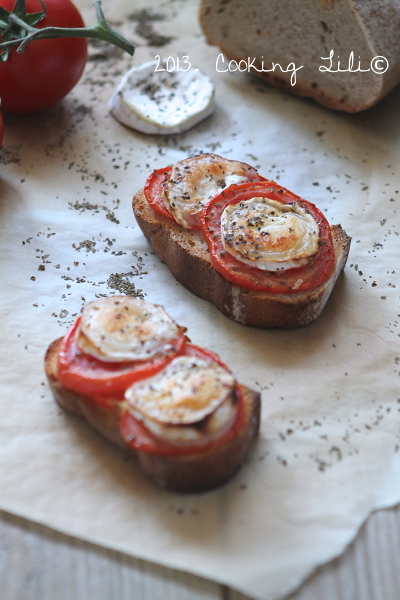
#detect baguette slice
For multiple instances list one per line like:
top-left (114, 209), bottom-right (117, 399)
top-left (199, 0), bottom-right (400, 112)
top-left (45, 337), bottom-right (261, 493)
top-left (133, 189), bottom-right (351, 328)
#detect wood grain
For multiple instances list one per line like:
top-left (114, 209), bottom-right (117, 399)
top-left (1, 504), bottom-right (400, 600)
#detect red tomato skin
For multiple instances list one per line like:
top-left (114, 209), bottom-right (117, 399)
top-left (57, 317), bottom-right (187, 399)
top-left (144, 166), bottom-right (175, 221)
top-left (144, 165), bottom-right (267, 228)
top-left (0, 0), bottom-right (88, 113)
top-left (0, 111), bottom-right (3, 144)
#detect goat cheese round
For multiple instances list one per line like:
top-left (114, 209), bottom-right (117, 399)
top-left (109, 60), bottom-right (215, 135)
top-left (221, 197), bottom-right (321, 272)
top-left (125, 355), bottom-right (237, 444)
top-left (76, 296), bottom-right (182, 362)
top-left (163, 154), bottom-right (260, 229)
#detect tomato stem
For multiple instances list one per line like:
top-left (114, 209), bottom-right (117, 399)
top-left (0, 0), bottom-right (134, 58)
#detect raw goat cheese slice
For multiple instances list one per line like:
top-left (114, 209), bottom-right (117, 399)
top-left (109, 59), bottom-right (215, 135)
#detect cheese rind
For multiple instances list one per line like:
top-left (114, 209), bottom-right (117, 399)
top-left (76, 296), bottom-right (182, 363)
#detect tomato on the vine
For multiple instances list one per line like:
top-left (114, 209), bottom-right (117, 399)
top-left (0, 0), bottom-right (88, 113)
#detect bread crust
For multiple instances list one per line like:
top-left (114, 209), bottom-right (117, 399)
top-left (132, 189), bottom-right (351, 328)
top-left (45, 338), bottom-right (126, 448)
top-left (45, 337), bottom-right (261, 493)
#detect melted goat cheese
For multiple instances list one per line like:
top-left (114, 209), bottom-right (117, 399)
top-left (163, 154), bottom-right (259, 229)
top-left (221, 197), bottom-right (320, 272)
top-left (109, 60), bottom-right (215, 135)
top-left (76, 296), bottom-right (182, 362)
top-left (125, 355), bottom-right (237, 444)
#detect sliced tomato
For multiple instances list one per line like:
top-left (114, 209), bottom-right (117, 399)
top-left (201, 181), bottom-right (335, 294)
top-left (144, 164), bottom-right (267, 227)
top-left (57, 317), bottom-right (187, 399)
top-left (144, 166), bottom-right (174, 220)
top-left (120, 344), bottom-right (244, 456)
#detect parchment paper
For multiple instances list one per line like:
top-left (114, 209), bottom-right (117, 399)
top-left (1, 1), bottom-right (399, 599)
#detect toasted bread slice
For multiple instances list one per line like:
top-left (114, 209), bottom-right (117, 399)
top-left (45, 338), bottom-right (126, 449)
top-left (132, 189), bottom-right (351, 328)
top-left (45, 337), bottom-right (261, 493)
top-left (199, 0), bottom-right (400, 112)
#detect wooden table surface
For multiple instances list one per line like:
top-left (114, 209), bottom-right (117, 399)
top-left (1, 503), bottom-right (400, 600)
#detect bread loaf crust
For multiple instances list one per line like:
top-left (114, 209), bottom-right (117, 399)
top-left (132, 189), bottom-right (351, 328)
top-left (45, 337), bottom-right (261, 493)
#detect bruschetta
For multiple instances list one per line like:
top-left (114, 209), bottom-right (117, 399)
top-left (45, 296), bottom-right (261, 492)
top-left (132, 154), bottom-right (351, 327)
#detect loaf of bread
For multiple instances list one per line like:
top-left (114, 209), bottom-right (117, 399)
top-left (132, 187), bottom-right (351, 328)
top-left (45, 296), bottom-right (261, 493)
top-left (199, 0), bottom-right (400, 112)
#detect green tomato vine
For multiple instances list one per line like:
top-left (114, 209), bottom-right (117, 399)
top-left (0, 0), bottom-right (135, 61)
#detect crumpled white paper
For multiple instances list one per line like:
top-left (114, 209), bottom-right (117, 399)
top-left (0, 1), bottom-right (399, 599)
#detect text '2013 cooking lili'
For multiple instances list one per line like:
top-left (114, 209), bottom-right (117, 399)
top-left (151, 52), bottom-right (389, 88)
